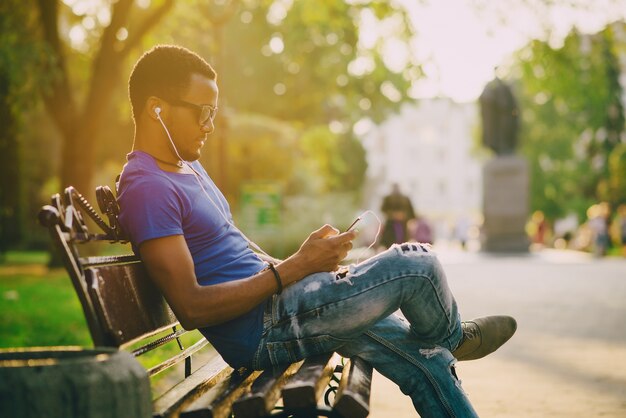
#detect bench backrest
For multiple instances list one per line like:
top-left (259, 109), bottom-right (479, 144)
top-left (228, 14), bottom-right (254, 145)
top-left (39, 186), bottom-right (206, 376)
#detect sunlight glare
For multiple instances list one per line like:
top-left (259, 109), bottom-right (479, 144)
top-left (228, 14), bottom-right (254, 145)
top-left (69, 25), bottom-right (87, 50)
top-left (380, 81), bottom-right (402, 103)
top-left (267, 0), bottom-right (293, 26)
top-left (96, 7), bottom-right (111, 26)
top-left (82, 16), bottom-right (95, 30)
top-left (329, 120), bottom-right (348, 134)
top-left (116, 28), bottom-right (129, 42)
top-left (382, 38), bottom-right (410, 73)
top-left (136, 0), bottom-right (151, 9)
top-left (348, 55), bottom-right (376, 77)
top-left (397, 0), bottom-right (626, 103)
top-left (353, 117), bottom-right (375, 136)
top-left (269, 35), bottom-right (285, 54)
top-left (358, 9), bottom-right (378, 50)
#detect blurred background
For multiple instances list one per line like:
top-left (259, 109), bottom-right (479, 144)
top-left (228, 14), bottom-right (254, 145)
top-left (2, 0), bottom-right (626, 259)
top-left (2, 1), bottom-right (626, 416)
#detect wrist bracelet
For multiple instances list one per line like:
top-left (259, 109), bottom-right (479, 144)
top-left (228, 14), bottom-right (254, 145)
top-left (268, 262), bottom-right (283, 295)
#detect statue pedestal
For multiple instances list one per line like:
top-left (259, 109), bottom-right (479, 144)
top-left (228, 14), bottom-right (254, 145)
top-left (482, 156), bottom-right (529, 252)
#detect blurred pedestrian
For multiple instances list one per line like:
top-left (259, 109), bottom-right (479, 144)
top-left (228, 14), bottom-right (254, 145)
top-left (380, 183), bottom-right (415, 248)
top-left (587, 203), bottom-right (610, 257)
top-left (454, 215), bottom-right (471, 250)
top-left (409, 213), bottom-right (434, 245)
top-left (528, 210), bottom-right (548, 247)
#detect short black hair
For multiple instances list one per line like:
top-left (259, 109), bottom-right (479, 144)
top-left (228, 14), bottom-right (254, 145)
top-left (128, 45), bottom-right (217, 121)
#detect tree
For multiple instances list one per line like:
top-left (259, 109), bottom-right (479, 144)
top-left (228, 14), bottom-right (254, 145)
top-left (32, 0), bottom-right (174, 194)
top-left (0, 1), bottom-right (51, 255)
top-left (219, 112), bottom-right (300, 205)
top-left (217, 0), bottom-right (418, 125)
top-left (513, 22), bottom-right (626, 221)
top-left (299, 126), bottom-right (367, 194)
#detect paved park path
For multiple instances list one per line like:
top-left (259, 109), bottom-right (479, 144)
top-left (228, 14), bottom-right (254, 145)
top-left (369, 248), bottom-right (626, 417)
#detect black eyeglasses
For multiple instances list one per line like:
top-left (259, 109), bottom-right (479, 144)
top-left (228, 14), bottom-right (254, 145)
top-left (164, 98), bottom-right (218, 125)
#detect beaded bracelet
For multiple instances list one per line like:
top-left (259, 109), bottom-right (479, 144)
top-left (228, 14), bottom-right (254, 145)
top-left (267, 263), bottom-right (283, 295)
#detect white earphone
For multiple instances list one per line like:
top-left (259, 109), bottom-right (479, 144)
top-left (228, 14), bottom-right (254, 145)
top-left (154, 107), bottom-right (161, 116)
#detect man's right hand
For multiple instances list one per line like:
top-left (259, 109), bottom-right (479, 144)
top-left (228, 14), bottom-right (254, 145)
top-left (290, 224), bottom-right (356, 276)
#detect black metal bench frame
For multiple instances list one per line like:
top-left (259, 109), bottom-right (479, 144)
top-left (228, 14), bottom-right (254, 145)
top-left (39, 186), bottom-right (373, 418)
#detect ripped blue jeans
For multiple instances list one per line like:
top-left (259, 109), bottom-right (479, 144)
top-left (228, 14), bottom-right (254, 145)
top-left (251, 244), bottom-right (479, 417)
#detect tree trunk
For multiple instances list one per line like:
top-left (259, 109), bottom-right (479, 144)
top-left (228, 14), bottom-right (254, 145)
top-left (0, 69), bottom-right (21, 254)
top-left (59, 65), bottom-right (122, 195)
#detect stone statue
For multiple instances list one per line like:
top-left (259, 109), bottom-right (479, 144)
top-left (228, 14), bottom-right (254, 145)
top-left (479, 76), bottom-right (528, 252)
top-left (479, 77), bottom-right (519, 155)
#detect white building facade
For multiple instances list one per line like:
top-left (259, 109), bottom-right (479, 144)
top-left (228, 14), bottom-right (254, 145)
top-left (360, 98), bottom-right (484, 241)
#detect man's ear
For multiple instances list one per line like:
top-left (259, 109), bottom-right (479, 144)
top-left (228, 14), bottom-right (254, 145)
top-left (146, 96), bottom-right (163, 120)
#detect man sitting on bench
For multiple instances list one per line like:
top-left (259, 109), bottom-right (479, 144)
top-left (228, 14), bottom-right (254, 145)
top-left (117, 44), bottom-right (517, 418)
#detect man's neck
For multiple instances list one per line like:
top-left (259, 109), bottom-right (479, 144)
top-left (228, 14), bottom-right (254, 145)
top-left (133, 129), bottom-right (186, 173)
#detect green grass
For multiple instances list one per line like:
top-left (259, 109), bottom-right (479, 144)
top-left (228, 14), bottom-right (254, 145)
top-left (0, 257), bottom-right (214, 394)
top-left (0, 269), bottom-right (92, 348)
top-left (0, 251), bottom-right (50, 265)
top-left (0, 264), bottom-right (206, 355)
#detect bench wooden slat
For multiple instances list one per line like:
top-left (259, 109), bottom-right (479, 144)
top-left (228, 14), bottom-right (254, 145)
top-left (232, 362), bottom-right (302, 418)
top-left (180, 369), bottom-right (260, 418)
top-left (79, 254), bottom-right (139, 267)
top-left (152, 355), bottom-right (231, 418)
top-left (281, 353), bottom-right (338, 410)
top-left (333, 357), bottom-right (373, 418)
top-left (86, 264), bottom-right (177, 347)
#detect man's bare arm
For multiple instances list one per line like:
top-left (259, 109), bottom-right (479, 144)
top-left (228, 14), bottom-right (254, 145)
top-left (139, 224), bottom-right (355, 330)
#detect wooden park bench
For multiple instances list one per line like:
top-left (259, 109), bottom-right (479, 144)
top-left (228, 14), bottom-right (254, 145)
top-left (37, 185), bottom-right (374, 418)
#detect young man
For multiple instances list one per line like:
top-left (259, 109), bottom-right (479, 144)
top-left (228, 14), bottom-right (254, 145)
top-left (118, 45), bottom-right (516, 417)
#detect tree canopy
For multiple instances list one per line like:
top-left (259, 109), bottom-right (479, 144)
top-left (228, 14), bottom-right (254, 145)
top-left (513, 21), bottom-right (626, 222)
top-left (0, 0), bottom-right (418, 251)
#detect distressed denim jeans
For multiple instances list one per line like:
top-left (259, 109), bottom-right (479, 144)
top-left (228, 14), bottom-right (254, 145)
top-left (251, 244), bottom-right (479, 417)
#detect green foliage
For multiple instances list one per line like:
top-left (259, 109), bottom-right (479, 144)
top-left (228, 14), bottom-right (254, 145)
top-left (300, 126), bottom-right (345, 192)
top-left (205, 112), bottom-right (300, 204)
top-left (300, 126), bottom-right (367, 193)
top-left (208, 113), bottom-right (366, 209)
top-left (0, 0), bottom-right (56, 253)
top-left (163, 0), bottom-right (419, 126)
top-left (0, 0), bottom-right (53, 107)
top-left (513, 22), bottom-right (626, 222)
top-left (606, 143), bottom-right (626, 206)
